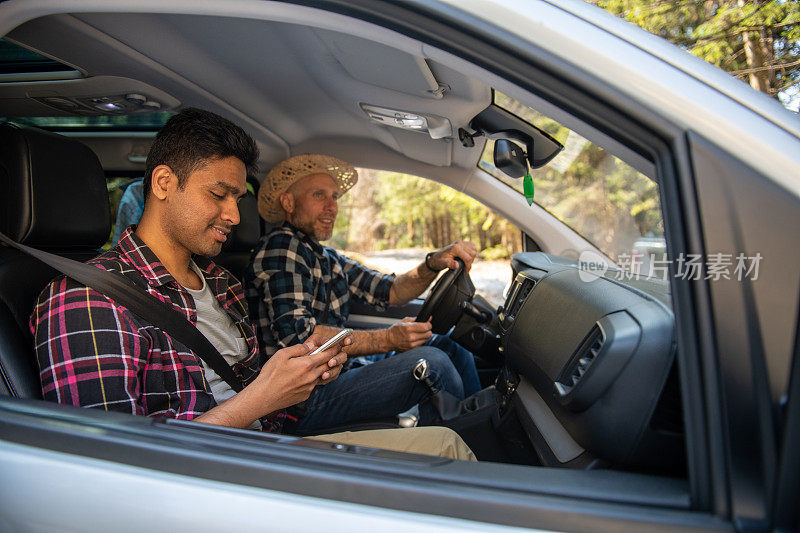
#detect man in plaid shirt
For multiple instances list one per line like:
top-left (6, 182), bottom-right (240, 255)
top-left (245, 154), bottom-right (482, 435)
top-left (30, 109), bottom-right (475, 460)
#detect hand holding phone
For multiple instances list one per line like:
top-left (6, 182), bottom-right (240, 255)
top-left (309, 329), bottom-right (352, 356)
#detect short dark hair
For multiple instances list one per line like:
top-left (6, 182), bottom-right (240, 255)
top-left (143, 107), bottom-right (259, 201)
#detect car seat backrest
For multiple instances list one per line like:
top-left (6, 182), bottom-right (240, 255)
top-left (0, 123), bottom-right (110, 398)
top-left (214, 190), bottom-right (262, 280)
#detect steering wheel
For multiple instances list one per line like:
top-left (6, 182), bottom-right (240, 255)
top-left (416, 258), bottom-right (475, 334)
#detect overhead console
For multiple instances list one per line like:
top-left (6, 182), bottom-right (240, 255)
top-left (0, 75), bottom-right (179, 117)
top-left (500, 252), bottom-right (682, 471)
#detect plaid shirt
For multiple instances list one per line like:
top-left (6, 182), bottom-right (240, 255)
top-left (30, 227), bottom-right (285, 432)
top-left (244, 222), bottom-right (395, 356)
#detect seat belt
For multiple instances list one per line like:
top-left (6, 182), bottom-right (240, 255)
top-left (0, 231), bottom-right (244, 393)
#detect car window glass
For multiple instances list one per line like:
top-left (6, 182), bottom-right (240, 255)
top-left (479, 92), bottom-right (666, 274)
top-left (105, 175), bottom-right (144, 248)
top-left (329, 169), bottom-right (520, 307)
top-left (0, 112), bottom-right (172, 130)
top-left (0, 38), bottom-right (77, 75)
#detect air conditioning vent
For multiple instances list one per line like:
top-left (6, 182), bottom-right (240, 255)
top-left (506, 277), bottom-right (535, 318)
top-left (556, 326), bottom-right (604, 395)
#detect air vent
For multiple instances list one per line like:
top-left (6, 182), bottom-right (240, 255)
top-left (554, 312), bottom-right (641, 411)
top-left (506, 277), bottom-right (535, 318)
top-left (555, 327), bottom-right (604, 396)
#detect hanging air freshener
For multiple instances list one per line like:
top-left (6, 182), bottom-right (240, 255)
top-left (523, 161), bottom-right (534, 206)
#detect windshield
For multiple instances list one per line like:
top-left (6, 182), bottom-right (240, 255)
top-left (478, 92), bottom-right (665, 267)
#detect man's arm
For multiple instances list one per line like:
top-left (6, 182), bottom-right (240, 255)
top-left (388, 240), bottom-right (478, 305)
top-left (32, 278), bottom-right (150, 415)
top-left (310, 320), bottom-right (433, 356)
top-left (313, 240), bottom-right (478, 354)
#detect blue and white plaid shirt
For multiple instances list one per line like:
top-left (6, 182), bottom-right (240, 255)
top-left (244, 222), bottom-right (395, 357)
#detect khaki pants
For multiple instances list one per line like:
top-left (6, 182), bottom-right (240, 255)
top-left (306, 427), bottom-right (476, 461)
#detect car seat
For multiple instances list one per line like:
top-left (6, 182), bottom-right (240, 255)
top-left (214, 185), bottom-right (261, 281)
top-left (0, 123), bottom-right (110, 398)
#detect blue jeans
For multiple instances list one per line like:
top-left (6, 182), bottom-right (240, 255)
top-left (351, 334), bottom-right (481, 397)
top-left (425, 334), bottom-right (482, 397)
top-left (295, 346), bottom-right (464, 434)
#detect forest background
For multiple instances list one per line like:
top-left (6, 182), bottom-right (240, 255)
top-left (329, 0), bottom-right (799, 260)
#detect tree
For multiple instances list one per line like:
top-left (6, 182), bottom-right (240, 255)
top-left (591, 0), bottom-right (800, 109)
top-left (332, 169), bottom-right (522, 258)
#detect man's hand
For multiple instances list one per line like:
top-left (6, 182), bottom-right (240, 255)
top-left (386, 317), bottom-right (433, 351)
top-left (428, 240), bottom-right (478, 272)
top-left (194, 337), bottom-right (348, 429)
top-left (307, 331), bottom-right (351, 385)
top-left (256, 338), bottom-right (348, 409)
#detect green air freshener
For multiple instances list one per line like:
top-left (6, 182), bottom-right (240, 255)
top-left (523, 172), bottom-right (534, 206)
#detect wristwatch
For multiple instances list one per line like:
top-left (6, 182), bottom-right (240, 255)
top-left (425, 252), bottom-right (443, 272)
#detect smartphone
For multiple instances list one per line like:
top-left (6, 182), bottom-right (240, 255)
top-left (309, 328), bottom-right (353, 356)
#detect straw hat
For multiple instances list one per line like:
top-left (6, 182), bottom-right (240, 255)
top-left (257, 153), bottom-right (358, 223)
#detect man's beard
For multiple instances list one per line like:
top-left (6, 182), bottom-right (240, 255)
top-left (292, 215), bottom-right (334, 241)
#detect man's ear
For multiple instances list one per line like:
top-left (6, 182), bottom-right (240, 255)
top-left (150, 165), bottom-right (175, 201)
top-left (279, 191), bottom-right (295, 216)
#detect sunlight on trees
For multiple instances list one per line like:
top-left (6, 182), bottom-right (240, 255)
top-left (590, 0), bottom-right (800, 110)
top-left (330, 170), bottom-right (522, 260)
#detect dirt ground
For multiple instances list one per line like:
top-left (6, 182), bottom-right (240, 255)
top-left (341, 248), bottom-right (511, 308)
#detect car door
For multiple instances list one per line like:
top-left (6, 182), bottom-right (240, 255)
top-left (0, 1), bottom-right (798, 532)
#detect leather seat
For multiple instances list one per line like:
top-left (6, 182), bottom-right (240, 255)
top-left (214, 187), bottom-right (262, 280)
top-left (0, 123), bottom-right (110, 398)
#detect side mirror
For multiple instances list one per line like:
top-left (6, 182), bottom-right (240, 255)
top-left (493, 139), bottom-right (527, 178)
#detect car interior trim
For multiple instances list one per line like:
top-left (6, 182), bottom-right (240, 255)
top-left (688, 133), bottom-right (800, 527)
top-left (652, 133), bottom-right (719, 514)
top-left (515, 378), bottom-right (584, 463)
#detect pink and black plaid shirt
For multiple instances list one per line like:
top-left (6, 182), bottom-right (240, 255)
top-left (30, 227), bottom-right (285, 432)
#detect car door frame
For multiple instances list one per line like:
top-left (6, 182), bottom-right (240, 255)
top-left (1, 0), bottom-right (797, 530)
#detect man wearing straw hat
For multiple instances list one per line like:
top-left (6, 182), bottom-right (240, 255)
top-left (245, 154), bottom-right (481, 435)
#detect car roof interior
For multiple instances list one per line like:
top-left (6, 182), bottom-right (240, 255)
top-left (2, 13), bottom-right (491, 180)
top-left (1, 11), bottom-right (655, 186)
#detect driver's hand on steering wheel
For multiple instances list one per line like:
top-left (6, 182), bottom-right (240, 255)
top-left (429, 240), bottom-right (478, 272)
top-left (387, 317), bottom-right (433, 351)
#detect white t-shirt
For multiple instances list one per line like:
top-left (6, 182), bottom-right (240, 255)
top-left (184, 261), bottom-right (260, 430)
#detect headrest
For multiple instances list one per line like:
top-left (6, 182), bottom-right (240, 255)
top-left (0, 123), bottom-right (110, 248)
top-left (220, 191), bottom-right (260, 253)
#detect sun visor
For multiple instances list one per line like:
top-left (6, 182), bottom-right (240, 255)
top-left (316, 30), bottom-right (446, 99)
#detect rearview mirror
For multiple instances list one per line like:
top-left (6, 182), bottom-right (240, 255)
top-left (468, 105), bottom-right (564, 169)
top-left (493, 139), bottom-right (527, 178)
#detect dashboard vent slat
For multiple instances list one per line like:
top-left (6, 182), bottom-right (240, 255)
top-left (557, 326), bottom-right (604, 396)
top-left (506, 277), bottom-right (535, 318)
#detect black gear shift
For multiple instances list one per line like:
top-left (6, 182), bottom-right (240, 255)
top-left (412, 357), bottom-right (464, 421)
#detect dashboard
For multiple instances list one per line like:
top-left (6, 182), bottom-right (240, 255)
top-left (498, 253), bottom-right (683, 470)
